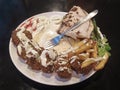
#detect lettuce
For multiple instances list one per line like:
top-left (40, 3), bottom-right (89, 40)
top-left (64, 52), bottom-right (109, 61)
top-left (91, 19), bottom-right (111, 57)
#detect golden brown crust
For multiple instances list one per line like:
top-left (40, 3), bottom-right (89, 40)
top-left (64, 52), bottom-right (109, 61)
top-left (56, 69), bottom-right (72, 79)
top-left (69, 57), bottom-right (81, 74)
top-left (54, 56), bottom-right (72, 79)
top-left (17, 46), bottom-right (27, 60)
top-left (12, 29), bottom-right (21, 46)
top-left (23, 30), bottom-right (32, 40)
top-left (41, 65), bottom-right (54, 73)
top-left (26, 59), bottom-right (41, 70)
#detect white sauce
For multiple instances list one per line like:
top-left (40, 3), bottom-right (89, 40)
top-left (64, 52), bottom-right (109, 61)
top-left (40, 49), bottom-right (57, 67)
top-left (83, 39), bottom-right (88, 44)
top-left (58, 60), bottom-right (67, 65)
top-left (84, 57), bottom-right (103, 62)
top-left (58, 67), bottom-right (68, 71)
top-left (17, 44), bottom-right (22, 55)
top-left (79, 53), bottom-right (89, 57)
top-left (26, 48), bottom-right (38, 58)
top-left (70, 56), bottom-right (78, 64)
top-left (58, 67), bottom-right (71, 73)
top-left (40, 50), bottom-right (48, 67)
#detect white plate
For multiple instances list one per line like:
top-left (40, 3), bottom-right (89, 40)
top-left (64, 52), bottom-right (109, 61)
top-left (9, 12), bottom-right (95, 86)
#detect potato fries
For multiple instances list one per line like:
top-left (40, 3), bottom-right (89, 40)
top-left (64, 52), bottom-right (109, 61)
top-left (75, 39), bottom-right (94, 55)
top-left (78, 53), bottom-right (89, 61)
top-left (68, 39), bottom-right (89, 58)
top-left (81, 59), bottom-right (96, 68)
top-left (94, 52), bottom-right (109, 71)
top-left (91, 42), bottom-right (98, 58)
top-left (67, 38), bottom-right (109, 75)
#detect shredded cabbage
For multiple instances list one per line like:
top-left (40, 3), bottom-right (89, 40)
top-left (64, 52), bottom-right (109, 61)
top-left (91, 19), bottom-right (111, 57)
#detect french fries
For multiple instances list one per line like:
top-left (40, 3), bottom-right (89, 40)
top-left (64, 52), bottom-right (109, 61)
top-left (94, 52), bottom-right (109, 71)
top-left (74, 39), bottom-right (88, 48)
top-left (68, 39), bottom-right (95, 58)
top-left (68, 39), bottom-right (89, 58)
top-left (74, 39), bottom-right (94, 55)
top-left (91, 42), bottom-right (98, 58)
top-left (87, 41), bottom-right (98, 58)
top-left (67, 38), bottom-right (109, 74)
top-left (81, 59), bottom-right (96, 68)
top-left (78, 53), bottom-right (89, 61)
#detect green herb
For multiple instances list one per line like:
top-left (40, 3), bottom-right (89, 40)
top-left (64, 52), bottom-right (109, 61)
top-left (92, 19), bottom-right (111, 57)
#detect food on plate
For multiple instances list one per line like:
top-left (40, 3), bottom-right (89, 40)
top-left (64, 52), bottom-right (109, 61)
top-left (58, 6), bottom-right (94, 39)
top-left (40, 49), bottom-right (57, 73)
top-left (11, 6), bottom-right (111, 79)
top-left (54, 55), bottom-right (72, 79)
top-left (94, 52), bottom-right (109, 70)
top-left (69, 56), bottom-right (81, 74)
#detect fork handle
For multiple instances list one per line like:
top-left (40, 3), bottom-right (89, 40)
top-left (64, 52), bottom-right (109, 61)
top-left (61, 10), bottom-right (98, 36)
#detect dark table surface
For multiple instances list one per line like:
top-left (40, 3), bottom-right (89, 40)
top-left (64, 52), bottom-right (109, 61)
top-left (0, 0), bottom-right (120, 90)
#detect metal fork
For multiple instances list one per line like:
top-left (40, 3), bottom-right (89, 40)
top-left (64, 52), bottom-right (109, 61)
top-left (44, 10), bottom-right (98, 49)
